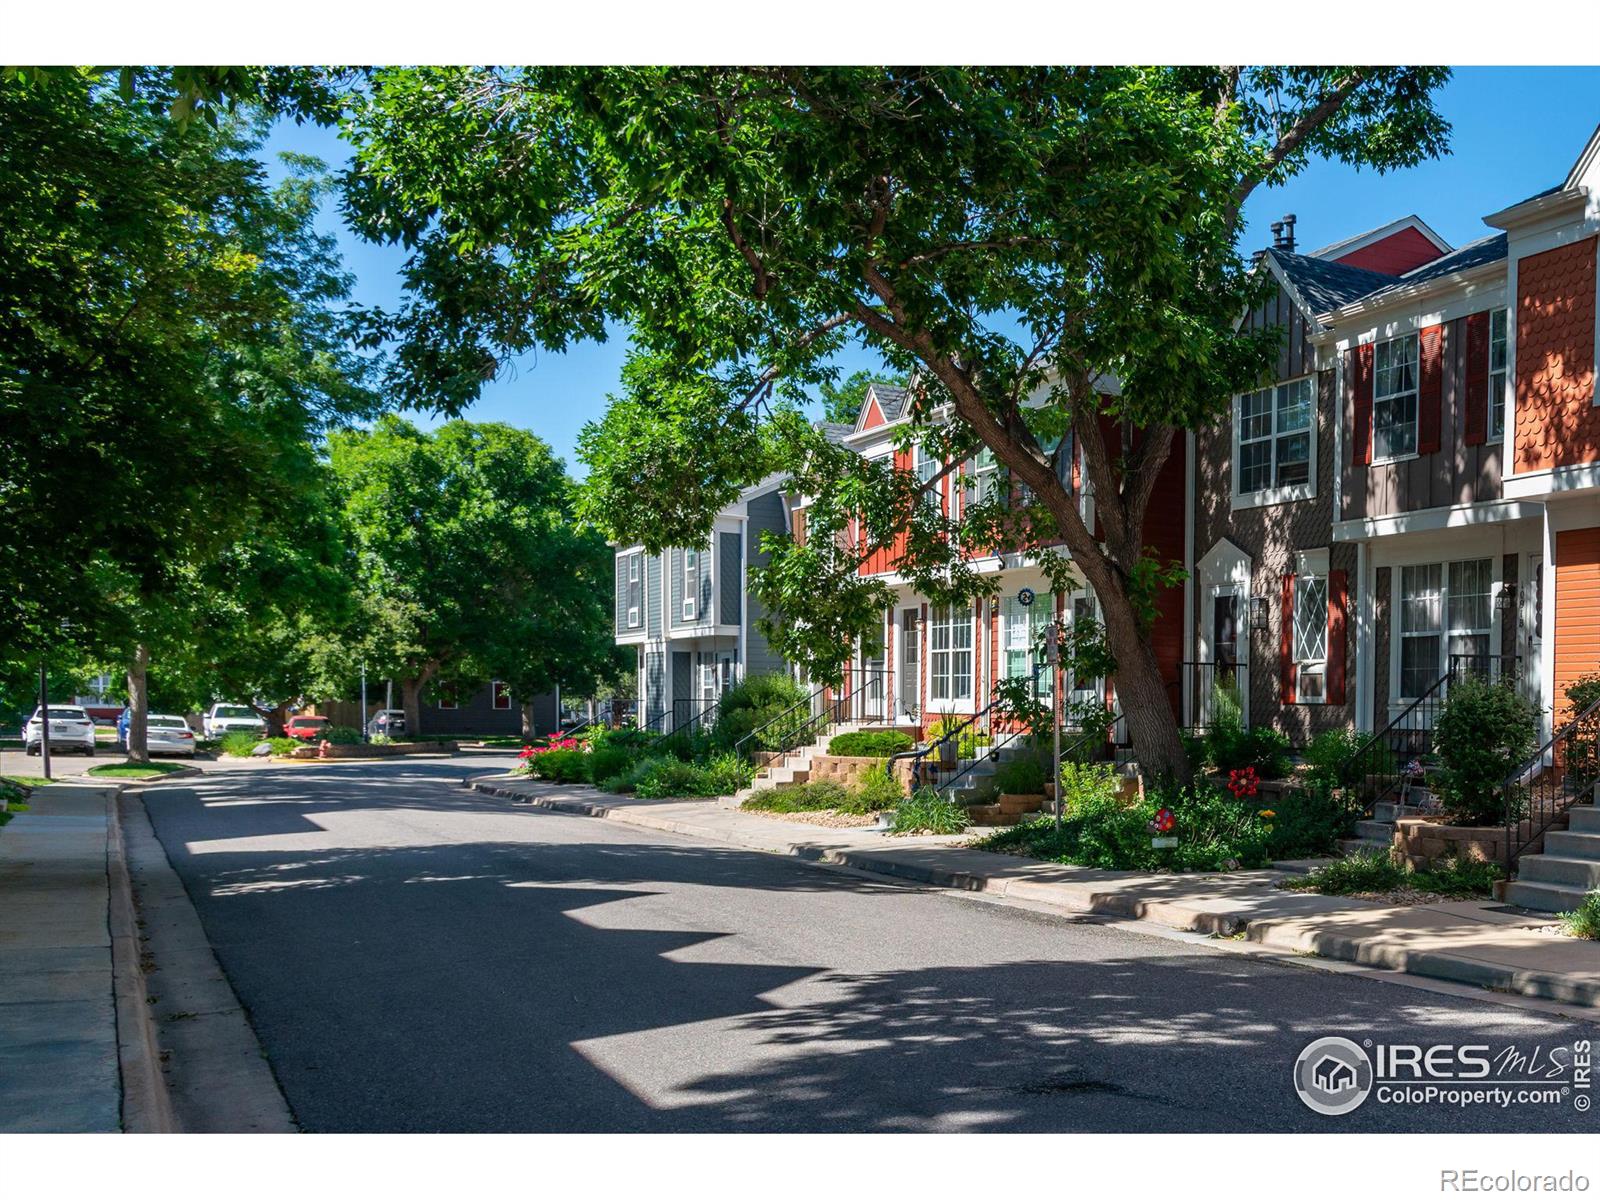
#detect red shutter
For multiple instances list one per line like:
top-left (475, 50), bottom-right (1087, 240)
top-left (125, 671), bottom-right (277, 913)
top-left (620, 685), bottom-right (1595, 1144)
top-left (1326, 569), bottom-right (1348, 707)
top-left (1418, 324), bottom-right (1444, 454)
top-left (1464, 311), bottom-right (1489, 447)
top-left (1281, 574), bottom-right (1297, 704)
top-left (1352, 345), bottom-right (1374, 466)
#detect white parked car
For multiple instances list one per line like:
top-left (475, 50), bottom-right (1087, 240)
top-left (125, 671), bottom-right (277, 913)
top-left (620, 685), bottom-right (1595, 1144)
top-left (203, 703), bottom-right (267, 738)
top-left (23, 705), bottom-right (97, 756)
top-left (133, 714), bottom-right (198, 758)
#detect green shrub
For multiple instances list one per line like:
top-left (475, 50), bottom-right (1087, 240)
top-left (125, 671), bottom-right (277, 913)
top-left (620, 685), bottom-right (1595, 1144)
top-left (525, 748), bottom-right (590, 784)
top-left (324, 725), bottom-right (363, 745)
top-left (958, 730), bottom-right (992, 760)
top-left (1206, 721), bottom-right (1292, 778)
top-left (992, 756), bottom-right (1047, 796)
top-left (892, 787), bottom-right (968, 834)
top-left (713, 672), bottom-right (812, 751)
top-left (827, 730), bottom-right (914, 758)
top-left (220, 730), bottom-right (268, 757)
top-left (855, 763), bottom-right (905, 810)
top-left (588, 746), bottom-right (634, 787)
top-left (631, 752), bottom-right (754, 799)
top-left (589, 725), bottom-right (659, 753)
top-left (604, 754), bottom-right (674, 793)
top-left (269, 737), bottom-right (299, 755)
top-left (743, 781), bottom-right (863, 814)
top-left (1283, 849), bottom-right (1502, 899)
top-left (1434, 675), bottom-right (1537, 825)
top-left (1560, 891), bottom-right (1600, 940)
top-left (1261, 781), bottom-right (1363, 859)
top-left (1565, 672), bottom-right (1600, 718)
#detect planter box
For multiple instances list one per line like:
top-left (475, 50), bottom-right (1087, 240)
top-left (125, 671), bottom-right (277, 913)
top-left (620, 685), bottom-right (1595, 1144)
top-left (997, 792), bottom-right (1045, 817)
top-left (1393, 816), bottom-right (1550, 869)
top-left (809, 754), bottom-right (895, 787)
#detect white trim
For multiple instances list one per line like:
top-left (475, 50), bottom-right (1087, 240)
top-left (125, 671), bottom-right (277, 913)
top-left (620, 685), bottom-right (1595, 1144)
top-left (1230, 373), bottom-right (1317, 509)
top-left (1485, 186), bottom-right (1587, 232)
top-left (1308, 215), bottom-right (1453, 263)
top-left (1332, 353), bottom-right (1344, 522)
top-left (1319, 279), bottom-right (1509, 351)
top-left (1333, 498), bottom-right (1545, 543)
top-left (1320, 260), bottom-right (1505, 327)
top-left (1355, 541), bottom-right (1374, 732)
top-left (1502, 462), bottom-right (1600, 501)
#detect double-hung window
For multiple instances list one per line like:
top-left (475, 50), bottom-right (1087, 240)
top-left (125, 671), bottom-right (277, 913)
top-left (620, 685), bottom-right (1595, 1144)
top-left (682, 549), bottom-right (699, 621)
top-left (1373, 334), bottom-right (1419, 460)
top-left (929, 602), bottom-right (973, 703)
top-left (1293, 572), bottom-right (1329, 704)
top-left (1489, 309), bottom-right (1508, 441)
top-left (1234, 376), bottom-right (1314, 504)
top-left (625, 554), bottom-right (643, 629)
top-left (1001, 596), bottom-right (1052, 699)
top-left (1397, 558), bottom-right (1493, 699)
top-left (492, 681), bottom-right (511, 710)
top-left (967, 448), bottom-right (1000, 509)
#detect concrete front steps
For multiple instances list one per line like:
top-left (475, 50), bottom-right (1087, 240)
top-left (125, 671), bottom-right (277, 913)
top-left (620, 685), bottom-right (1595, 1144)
top-left (966, 793), bottom-right (1045, 827)
top-left (1505, 803), bottom-right (1600, 913)
top-left (731, 722), bottom-right (867, 803)
top-left (1338, 800), bottom-right (1430, 858)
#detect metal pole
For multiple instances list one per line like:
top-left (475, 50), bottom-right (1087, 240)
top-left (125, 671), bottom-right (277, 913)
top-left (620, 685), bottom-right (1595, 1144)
top-left (360, 665), bottom-right (368, 743)
top-left (1048, 621), bottom-right (1061, 832)
top-left (39, 661), bottom-right (51, 781)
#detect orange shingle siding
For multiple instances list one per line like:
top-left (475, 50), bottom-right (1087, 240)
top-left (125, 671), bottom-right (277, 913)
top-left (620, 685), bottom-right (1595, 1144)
top-left (1555, 527), bottom-right (1600, 723)
top-left (1514, 236), bottom-right (1599, 474)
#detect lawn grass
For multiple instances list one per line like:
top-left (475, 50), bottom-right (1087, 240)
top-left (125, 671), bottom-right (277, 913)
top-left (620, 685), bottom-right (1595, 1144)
top-left (741, 781), bottom-right (876, 815)
top-left (3, 775), bottom-right (52, 790)
top-left (85, 760), bottom-right (193, 780)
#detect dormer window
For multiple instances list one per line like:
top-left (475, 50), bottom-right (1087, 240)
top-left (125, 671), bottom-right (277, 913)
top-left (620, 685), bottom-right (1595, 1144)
top-left (1232, 375), bottom-right (1315, 507)
top-left (1373, 333), bottom-right (1419, 461)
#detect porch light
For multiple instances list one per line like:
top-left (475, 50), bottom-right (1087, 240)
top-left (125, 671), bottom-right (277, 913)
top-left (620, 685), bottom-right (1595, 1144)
top-left (1495, 583), bottom-right (1516, 614)
top-left (1249, 595), bottom-right (1269, 633)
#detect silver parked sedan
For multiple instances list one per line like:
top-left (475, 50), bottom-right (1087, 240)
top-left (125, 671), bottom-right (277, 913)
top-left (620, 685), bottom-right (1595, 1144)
top-left (135, 714), bottom-right (199, 757)
top-left (23, 705), bottom-right (98, 756)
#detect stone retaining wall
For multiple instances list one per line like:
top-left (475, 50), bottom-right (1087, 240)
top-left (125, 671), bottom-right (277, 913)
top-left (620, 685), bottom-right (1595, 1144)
top-left (287, 740), bottom-right (458, 760)
top-left (808, 755), bottom-right (894, 787)
top-left (1393, 817), bottom-right (1545, 869)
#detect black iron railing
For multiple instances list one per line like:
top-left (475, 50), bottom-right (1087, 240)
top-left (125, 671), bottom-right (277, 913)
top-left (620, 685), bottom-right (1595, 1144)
top-left (1503, 694), bottom-right (1600, 875)
top-left (733, 671), bottom-right (890, 762)
top-left (1171, 661), bottom-right (1249, 734)
top-left (671, 697), bottom-right (722, 740)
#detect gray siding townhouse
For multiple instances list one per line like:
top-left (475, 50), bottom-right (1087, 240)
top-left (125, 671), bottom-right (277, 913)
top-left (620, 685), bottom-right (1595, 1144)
top-left (614, 476), bottom-right (794, 731)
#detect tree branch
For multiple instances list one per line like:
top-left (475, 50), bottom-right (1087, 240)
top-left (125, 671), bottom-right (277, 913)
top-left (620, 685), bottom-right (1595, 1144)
top-left (732, 312), bottom-right (853, 412)
top-left (1232, 69), bottom-right (1366, 215)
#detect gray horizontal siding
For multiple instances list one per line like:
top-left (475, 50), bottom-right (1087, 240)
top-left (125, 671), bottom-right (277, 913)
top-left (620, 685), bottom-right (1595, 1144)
top-left (719, 532), bottom-right (741, 625)
top-left (743, 490), bottom-right (788, 678)
top-left (646, 554), bottom-right (662, 637)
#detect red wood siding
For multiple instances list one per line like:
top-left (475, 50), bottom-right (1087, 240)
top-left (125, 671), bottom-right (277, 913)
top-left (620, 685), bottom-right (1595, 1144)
top-left (860, 395), bottom-right (885, 429)
top-left (1514, 236), bottom-right (1599, 474)
top-left (1333, 227), bottom-right (1446, 275)
top-left (1280, 573), bottom-right (1297, 705)
top-left (1555, 527), bottom-right (1600, 723)
top-left (1326, 569), bottom-right (1348, 706)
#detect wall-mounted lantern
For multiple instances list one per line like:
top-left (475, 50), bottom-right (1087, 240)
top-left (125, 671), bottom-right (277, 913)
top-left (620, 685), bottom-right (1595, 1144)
top-left (1249, 595), bottom-right (1270, 633)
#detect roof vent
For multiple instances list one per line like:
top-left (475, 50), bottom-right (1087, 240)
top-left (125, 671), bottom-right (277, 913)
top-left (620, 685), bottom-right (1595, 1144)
top-left (1274, 213), bottom-right (1298, 252)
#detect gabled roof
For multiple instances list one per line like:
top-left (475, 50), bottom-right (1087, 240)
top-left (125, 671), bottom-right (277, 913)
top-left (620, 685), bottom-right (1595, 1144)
top-left (1563, 120), bottom-right (1600, 190)
top-left (1307, 214), bottom-right (1452, 263)
top-left (868, 383), bottom-right (909, 423)
top-left (1326, 233), bottom-right (1508, 314)
top-left (818, 421), bottom-right (854, 446)
top-left (1266, 249), bottom-right (1401, 315)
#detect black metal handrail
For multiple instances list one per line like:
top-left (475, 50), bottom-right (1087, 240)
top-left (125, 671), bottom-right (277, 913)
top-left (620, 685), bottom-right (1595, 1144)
top-left (1171, 660), bottom-right (1249, 734)
top-left (671, 696), bottom-right (722, 740)
top-left (1503, 693), bottom-right (1600, 875)
top-left (641, 707), bottom-right (671, 734)
top-left (732, 679), bottom-right (830, 759)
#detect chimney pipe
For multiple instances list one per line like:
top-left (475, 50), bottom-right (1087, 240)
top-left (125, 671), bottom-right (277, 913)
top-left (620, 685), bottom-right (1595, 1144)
top-left (1281, 213), bottom-right (1297, 252)
top-left (1270, 221), bottom-right (1284, 250)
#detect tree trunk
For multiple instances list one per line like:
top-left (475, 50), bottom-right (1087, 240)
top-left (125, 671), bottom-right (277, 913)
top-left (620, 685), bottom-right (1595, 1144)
top-left (401, 677), bottom-right (423, 736)
top-left (126, 645), bottom-right (150, 764)
top-left (1095, 583), bottom-right (1189, 780)
top-left (520, 702), bottom-right (536, 738)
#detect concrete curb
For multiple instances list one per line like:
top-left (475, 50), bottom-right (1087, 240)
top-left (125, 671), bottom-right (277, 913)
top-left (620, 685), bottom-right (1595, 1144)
top-left (467, 775), bottom-right (1600, 1009)
top-left (106, 786), bottom-right (176, 1133)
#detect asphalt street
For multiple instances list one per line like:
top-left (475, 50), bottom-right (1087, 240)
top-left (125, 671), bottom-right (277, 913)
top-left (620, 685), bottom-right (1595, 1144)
top-left (138, 755), bottom-right (1600, 1133)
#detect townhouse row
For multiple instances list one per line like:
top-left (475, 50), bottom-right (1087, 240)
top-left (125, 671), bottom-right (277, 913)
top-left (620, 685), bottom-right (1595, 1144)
top-left (614, 122), bottom-right (1600, 748)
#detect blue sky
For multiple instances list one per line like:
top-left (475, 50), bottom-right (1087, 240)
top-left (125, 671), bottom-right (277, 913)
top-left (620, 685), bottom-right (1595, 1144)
top-left (259, 67), bottom-right (1600, 476)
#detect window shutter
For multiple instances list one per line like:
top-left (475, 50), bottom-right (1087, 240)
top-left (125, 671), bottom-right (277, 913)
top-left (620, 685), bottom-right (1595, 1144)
top-left (1418, 324), bottom-right (1444, 454)
top-left (1326, 569), bottom-right (1348, 707)
top-left (1351, 345), bottom-right (1374, 466)
top-left (1281, 574), bottom-right (1297, 704)
top-left (1464, 312), bottom-right (1489, 447)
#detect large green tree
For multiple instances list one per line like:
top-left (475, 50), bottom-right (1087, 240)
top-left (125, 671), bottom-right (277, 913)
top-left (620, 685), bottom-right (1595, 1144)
top-left (0, 70), bottom-right (379, 758)
top-left (328, 417), bottom-right (620, 732)
top-left (319, 66), bottom-right (1449, 777)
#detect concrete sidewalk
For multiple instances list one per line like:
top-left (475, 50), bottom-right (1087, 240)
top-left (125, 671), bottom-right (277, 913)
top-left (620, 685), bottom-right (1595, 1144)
top-left (468, 773), bottom-right (1600, 1009)
top-left (0, 784), bottom-right (123, 1132)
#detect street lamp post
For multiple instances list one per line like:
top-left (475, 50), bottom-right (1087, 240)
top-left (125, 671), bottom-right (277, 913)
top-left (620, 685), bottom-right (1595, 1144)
top-left (1047, 620), bottom-right (1061, 833)
top-left (360, 665), bottom-right (368, 743)
top-left (38, 661), bottom-right (51, 782)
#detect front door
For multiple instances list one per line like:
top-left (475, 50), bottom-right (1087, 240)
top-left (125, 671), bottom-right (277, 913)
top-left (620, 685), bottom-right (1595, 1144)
top-left (860, 621), bottom-right (887, 722)
top-left (899, 609), bottom-right (920, 722)
top-left (1205, 588), bottom-right (1247, 728)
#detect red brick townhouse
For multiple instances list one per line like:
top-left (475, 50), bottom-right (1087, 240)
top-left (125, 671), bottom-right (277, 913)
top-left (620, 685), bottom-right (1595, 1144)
top-left (1190, 122), bottom-right (1600, 745)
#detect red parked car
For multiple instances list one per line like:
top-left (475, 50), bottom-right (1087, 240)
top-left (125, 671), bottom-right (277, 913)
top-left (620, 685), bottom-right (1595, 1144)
top-left (283, 715), bottom-right (330, 742)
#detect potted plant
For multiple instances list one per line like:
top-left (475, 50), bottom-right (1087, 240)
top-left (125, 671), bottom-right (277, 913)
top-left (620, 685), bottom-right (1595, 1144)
top-left (992, 756), bottom-right (1048, 819)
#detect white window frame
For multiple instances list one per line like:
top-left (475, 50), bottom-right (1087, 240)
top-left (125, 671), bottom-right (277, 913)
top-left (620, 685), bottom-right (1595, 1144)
top-left (491, 681), bottom-right (511, 710)
top-left (928, 602), bottom-right (974, 704)
top-left (1292, 549), bottom-right (1330, 706)
top-left (436, 688), bottom-right (457, 711)
top-left (1372, 333), bottom-right (1420, 463)
top-left (1393, 557), bottom-right (1496, 702)
top-left (682, 549), bottom-right (699, 621)
top-left (1489, 308), bottom-right (1508, 442)
top-left (1001, 595), bottom-right (1053, 701)
top-left (966, 447), bottom-right (1000, 509)
top-left (1232, 374), bottom-right (1317, 508)
top-left (625, 553), bottom-right (643, 629)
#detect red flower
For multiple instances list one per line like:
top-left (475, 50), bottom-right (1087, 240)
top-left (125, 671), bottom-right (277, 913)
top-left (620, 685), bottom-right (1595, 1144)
top-left (1227, 767), bottom-right (1259, 799)
top-left (1152, 807), bottom-right (1176, 834)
